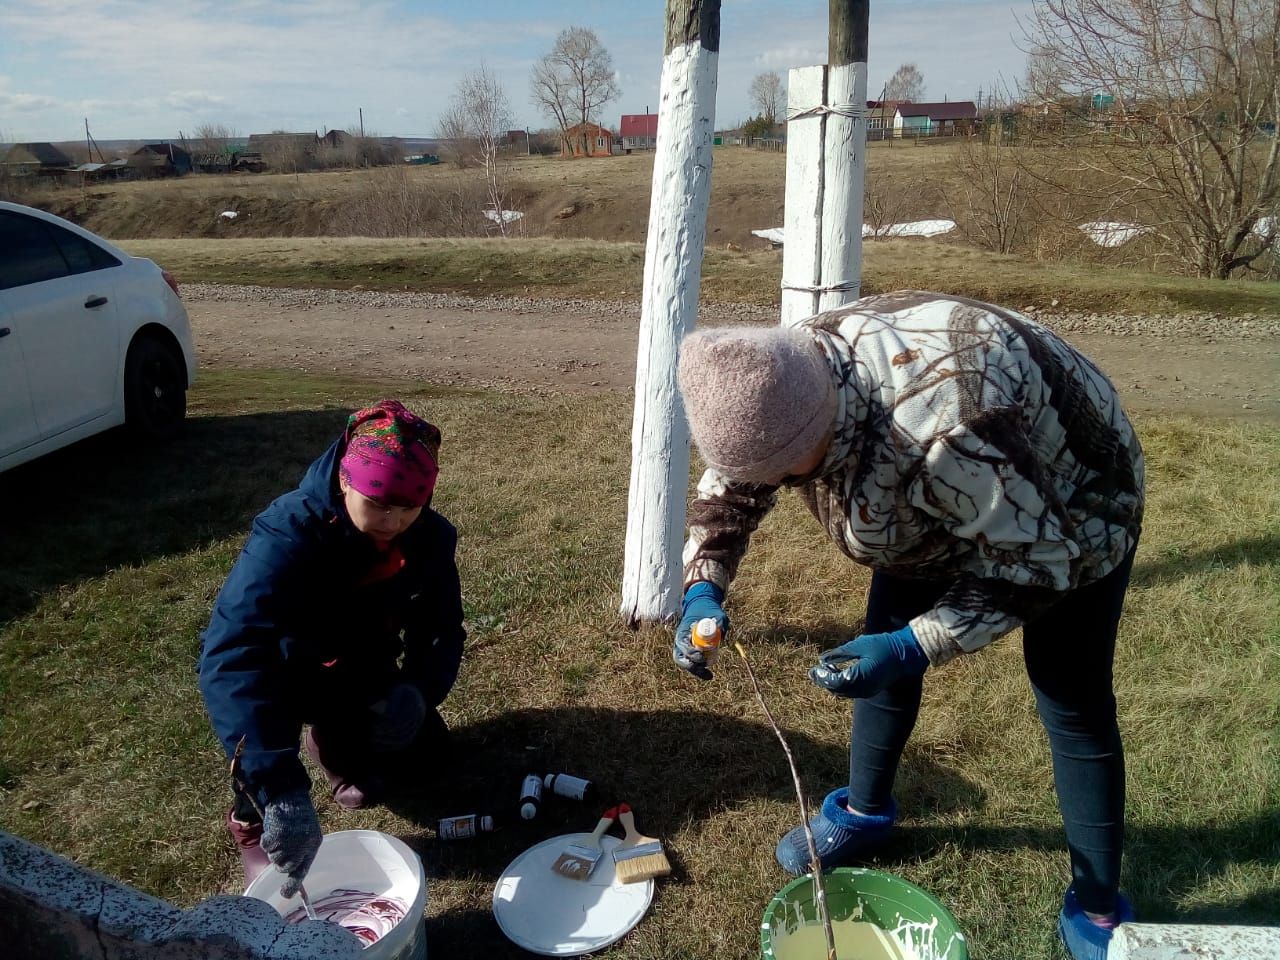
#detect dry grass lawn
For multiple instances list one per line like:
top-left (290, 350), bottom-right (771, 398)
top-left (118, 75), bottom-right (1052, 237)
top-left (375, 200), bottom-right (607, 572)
top-left (121, 234), bottom-right (1280, 316)
top-left (1, 370), bottom-right (1276, 959)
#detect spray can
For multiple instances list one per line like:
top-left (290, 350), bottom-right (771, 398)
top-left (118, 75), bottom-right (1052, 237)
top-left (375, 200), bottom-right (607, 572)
top-left (437, 813), bottom-right (497, 840)
top-left (518, 773), bottom-right (544, 820)
top-left (543, 773), bottom-right (596, 803)
top-left (691, 617), bottom-right (722, 668)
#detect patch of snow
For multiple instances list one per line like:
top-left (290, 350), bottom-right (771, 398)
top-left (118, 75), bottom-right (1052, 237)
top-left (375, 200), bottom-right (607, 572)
top-left (1251, 216), bottom-right (1274, 241)
top-left (219, 211), bottom-right (239, 220)
top-left (1079, 221), bottom-right (1148, 247)
top-left (751, 227), bottom-right (785, 246)
top-left (864, 218), bottom-right (956, 239)
top-left (755, 220), bottom-right (956, 246)
top-left (483, 209), bottom-right (524, 224)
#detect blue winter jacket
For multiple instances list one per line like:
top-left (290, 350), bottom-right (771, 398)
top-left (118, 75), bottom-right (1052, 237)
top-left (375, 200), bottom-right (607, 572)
top-left (198, 436), bottom-right (465, 808)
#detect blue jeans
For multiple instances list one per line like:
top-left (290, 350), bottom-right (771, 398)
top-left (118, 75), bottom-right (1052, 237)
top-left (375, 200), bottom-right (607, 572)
top-left (847, 547), bottom-right (1136, 914)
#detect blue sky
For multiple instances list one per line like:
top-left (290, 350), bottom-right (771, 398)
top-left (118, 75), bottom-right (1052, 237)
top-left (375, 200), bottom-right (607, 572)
top-left (0, 1), bottom-right (1032, 142)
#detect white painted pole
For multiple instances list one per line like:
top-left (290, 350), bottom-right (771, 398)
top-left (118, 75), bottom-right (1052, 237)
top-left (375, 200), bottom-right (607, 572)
top-left (781, 1), bottom-right (870, 327)
top-left (781, 65), bottom-right (827, 327)
top-left (818, 59), bottom-right (867, 314)
top-left (1110, 923), bottom-right (1280, 960)
top-left (620, 1), bottom-right (720, 626)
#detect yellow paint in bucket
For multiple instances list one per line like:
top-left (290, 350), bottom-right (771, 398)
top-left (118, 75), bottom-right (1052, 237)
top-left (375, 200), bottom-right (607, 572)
top-left (760, 868), bottom-right (968, 960)
top-left (770, 918), bottom-right (911, 960)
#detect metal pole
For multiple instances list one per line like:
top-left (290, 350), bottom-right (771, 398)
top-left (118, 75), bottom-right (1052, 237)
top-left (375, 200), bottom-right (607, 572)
top-left (620, 0), bottom-right (721, 625)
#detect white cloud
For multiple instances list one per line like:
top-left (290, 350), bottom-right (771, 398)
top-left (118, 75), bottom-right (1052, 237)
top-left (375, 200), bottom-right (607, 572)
top-left (0, 0), bottom-right (561, 137)
top-left (0, 91), bottom-right (59, 113)
top-left (0, 76), bottom-right (59, 113)
top-left (165, 91), bottom-right (227, 111)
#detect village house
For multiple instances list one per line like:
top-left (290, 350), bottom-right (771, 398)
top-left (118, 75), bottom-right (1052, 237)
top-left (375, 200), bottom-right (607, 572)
top-left (561, 121), bottom-right (616, 158)
top-left (128, 142), bottom-right (193, 177)
top-left (866, 100), bottom-right (909, 140)
top-left (619, 112), bottom-right (659, 153)
top-left (1, 142), bottom-right (73, 177)
top-left (893, 101), bottom-right (979, 137)
top-left (247, 131), bottom-right (322, 169)
top-left (74, 158), bottom-right (130, 183)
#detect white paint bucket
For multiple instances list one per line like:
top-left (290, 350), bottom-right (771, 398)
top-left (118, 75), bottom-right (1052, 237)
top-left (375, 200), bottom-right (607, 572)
top-left (245, 829), bottom-right (427, 960)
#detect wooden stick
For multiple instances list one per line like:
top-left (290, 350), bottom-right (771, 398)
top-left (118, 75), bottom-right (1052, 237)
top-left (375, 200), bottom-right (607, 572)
top-left (734, 643), bottom-right (837, 960)
top-left (230, 736), bottom-right (318, 921)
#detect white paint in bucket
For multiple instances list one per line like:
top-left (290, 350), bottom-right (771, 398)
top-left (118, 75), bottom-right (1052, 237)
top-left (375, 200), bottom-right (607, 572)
top-left (245, 830), bottom-right (427, 959)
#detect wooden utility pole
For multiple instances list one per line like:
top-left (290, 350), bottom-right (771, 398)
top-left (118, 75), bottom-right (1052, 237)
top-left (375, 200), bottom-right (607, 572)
top-left (620, 0), bottom-right (721, 626)
top-left (781, 0), bottom-right (870, 326)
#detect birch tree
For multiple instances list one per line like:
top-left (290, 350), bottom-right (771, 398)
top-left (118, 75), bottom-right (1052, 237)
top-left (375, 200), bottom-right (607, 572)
top-left (749, 71), bottom-right (785, 124)
top-left (531, 27), bottom-right (622, 156)
top-left (1024, 0), bottom-right (1280, 278)
top-left (885, 62), bottom-right (925, 101)
top-left (440, 66), bottom-right (517, 236)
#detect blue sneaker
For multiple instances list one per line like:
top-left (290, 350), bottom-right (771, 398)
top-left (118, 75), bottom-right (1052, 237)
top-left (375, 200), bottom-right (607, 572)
top-left (774, 788), bottom-right (895, 875)
top-left (1058, 887), bottom-right (1135, 960)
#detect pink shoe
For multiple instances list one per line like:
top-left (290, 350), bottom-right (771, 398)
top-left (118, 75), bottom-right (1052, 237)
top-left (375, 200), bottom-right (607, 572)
top-left (304, 727), bottom-right (382, 809)
top-left (225, 808), bottom-right (270, 890)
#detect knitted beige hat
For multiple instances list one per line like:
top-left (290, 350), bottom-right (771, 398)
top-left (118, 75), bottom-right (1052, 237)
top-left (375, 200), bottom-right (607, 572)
top-left (678, 326), bottom-right (837, 484)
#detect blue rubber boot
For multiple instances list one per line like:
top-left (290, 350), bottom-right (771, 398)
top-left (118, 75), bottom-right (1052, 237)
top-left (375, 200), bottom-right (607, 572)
top-left (1058, 887), bottom-right (1135, 960)
top-left (774, 788), bottom-right (895, 876)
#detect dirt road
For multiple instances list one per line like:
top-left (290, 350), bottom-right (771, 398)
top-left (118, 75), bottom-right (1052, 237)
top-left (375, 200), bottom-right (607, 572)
top-left (186, 285), bottom-right (1279, 423)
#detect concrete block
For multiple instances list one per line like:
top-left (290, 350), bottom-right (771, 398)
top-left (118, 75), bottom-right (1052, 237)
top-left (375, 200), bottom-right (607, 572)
top-left (1111, 922), bottom-right (1280, 960)
top-left (0, 831), bottom-right (363, 960)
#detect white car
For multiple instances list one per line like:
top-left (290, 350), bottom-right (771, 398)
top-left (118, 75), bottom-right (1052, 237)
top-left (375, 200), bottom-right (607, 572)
top-left (0, 201), bottom-right (197, 472)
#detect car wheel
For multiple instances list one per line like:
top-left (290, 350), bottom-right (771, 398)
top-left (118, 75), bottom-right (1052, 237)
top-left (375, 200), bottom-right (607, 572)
top-left (124, 336), bottom-right (186, 441)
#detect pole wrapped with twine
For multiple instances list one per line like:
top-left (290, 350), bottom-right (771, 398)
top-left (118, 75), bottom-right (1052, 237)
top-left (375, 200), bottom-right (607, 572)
top-left (734, 642), bottom-right (837, 960)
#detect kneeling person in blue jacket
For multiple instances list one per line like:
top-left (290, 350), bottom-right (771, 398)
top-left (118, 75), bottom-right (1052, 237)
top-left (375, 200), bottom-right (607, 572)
top-left (199, 399), bottom-right (465, 896)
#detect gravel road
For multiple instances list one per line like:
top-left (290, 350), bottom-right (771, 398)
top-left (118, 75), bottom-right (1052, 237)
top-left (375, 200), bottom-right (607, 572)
top-left (185, 284), bottom-right (1280, 422)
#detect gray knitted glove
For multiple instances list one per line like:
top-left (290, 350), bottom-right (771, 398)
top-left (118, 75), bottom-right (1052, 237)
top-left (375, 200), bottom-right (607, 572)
top-left (261, 788), bottom-right (322, 898)
top-left (368, 683), bottom-right (427, 751)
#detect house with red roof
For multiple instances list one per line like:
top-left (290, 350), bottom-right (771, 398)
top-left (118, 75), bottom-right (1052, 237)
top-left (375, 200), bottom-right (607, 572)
top-left (893, 101), bottom-right (979, 137)
top-left (620, 112), bottom-right (659, 153)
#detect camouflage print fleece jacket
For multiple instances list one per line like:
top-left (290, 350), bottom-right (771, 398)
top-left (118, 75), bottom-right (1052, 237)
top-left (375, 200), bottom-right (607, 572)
top-left (682, 291), bottom-right (1145, 665)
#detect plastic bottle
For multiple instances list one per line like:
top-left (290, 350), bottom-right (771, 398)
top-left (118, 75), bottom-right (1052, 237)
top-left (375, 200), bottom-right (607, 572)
top-left (691, 617), bottom-right (722, 668)
top-left (518, 773), bottom-right (543, 820)
top-left (543, 773), bottom-right (596, 803)
top-left (437, 814), bottom-right (497, 840)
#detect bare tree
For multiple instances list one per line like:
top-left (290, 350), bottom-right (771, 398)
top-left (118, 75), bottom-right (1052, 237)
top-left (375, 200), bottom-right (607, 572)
top-left (259, 132), bottom-right (317, 176)
top-left (749, 71), bottom-right (785, 125)
top-left (193, 123), bottom-right (240, 155)
top-left (189, 123), bottom-right (241, 173)
top-left (945, 131), bottom-right (1032, 254)
top-left (1024, 0), bottom-right (1280, 278)
top-left (530, 26), bottom-right (621, 157)
top-left (885, 63), bottom-right (925, 102)
top-left (436, 102), bottom-right (472, 168)
top-left (441, 65), bottom-right (519, 236)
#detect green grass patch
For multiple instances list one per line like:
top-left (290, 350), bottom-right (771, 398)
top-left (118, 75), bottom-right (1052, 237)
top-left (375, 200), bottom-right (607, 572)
top-left (121, 236), bottom-right (1280, 317)
top-left (1, 371), bottom-right (1276, 958)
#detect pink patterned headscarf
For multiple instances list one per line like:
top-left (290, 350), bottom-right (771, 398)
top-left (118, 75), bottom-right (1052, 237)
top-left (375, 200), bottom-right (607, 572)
top-left (339, 400), bottom-right (441, 508)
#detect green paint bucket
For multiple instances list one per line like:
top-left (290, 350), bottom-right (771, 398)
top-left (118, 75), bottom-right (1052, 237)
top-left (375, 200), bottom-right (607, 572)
top-left (760, 868), bottom-right (968, 960)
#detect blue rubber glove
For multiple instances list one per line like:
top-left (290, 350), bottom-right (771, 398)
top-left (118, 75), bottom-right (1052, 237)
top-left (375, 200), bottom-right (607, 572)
top-left (808, 625), bottom-right (929, 699)
top-left (673, 581), bottom-right (729, 681)
top-left (261, 788), bottom-right (322, 898)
